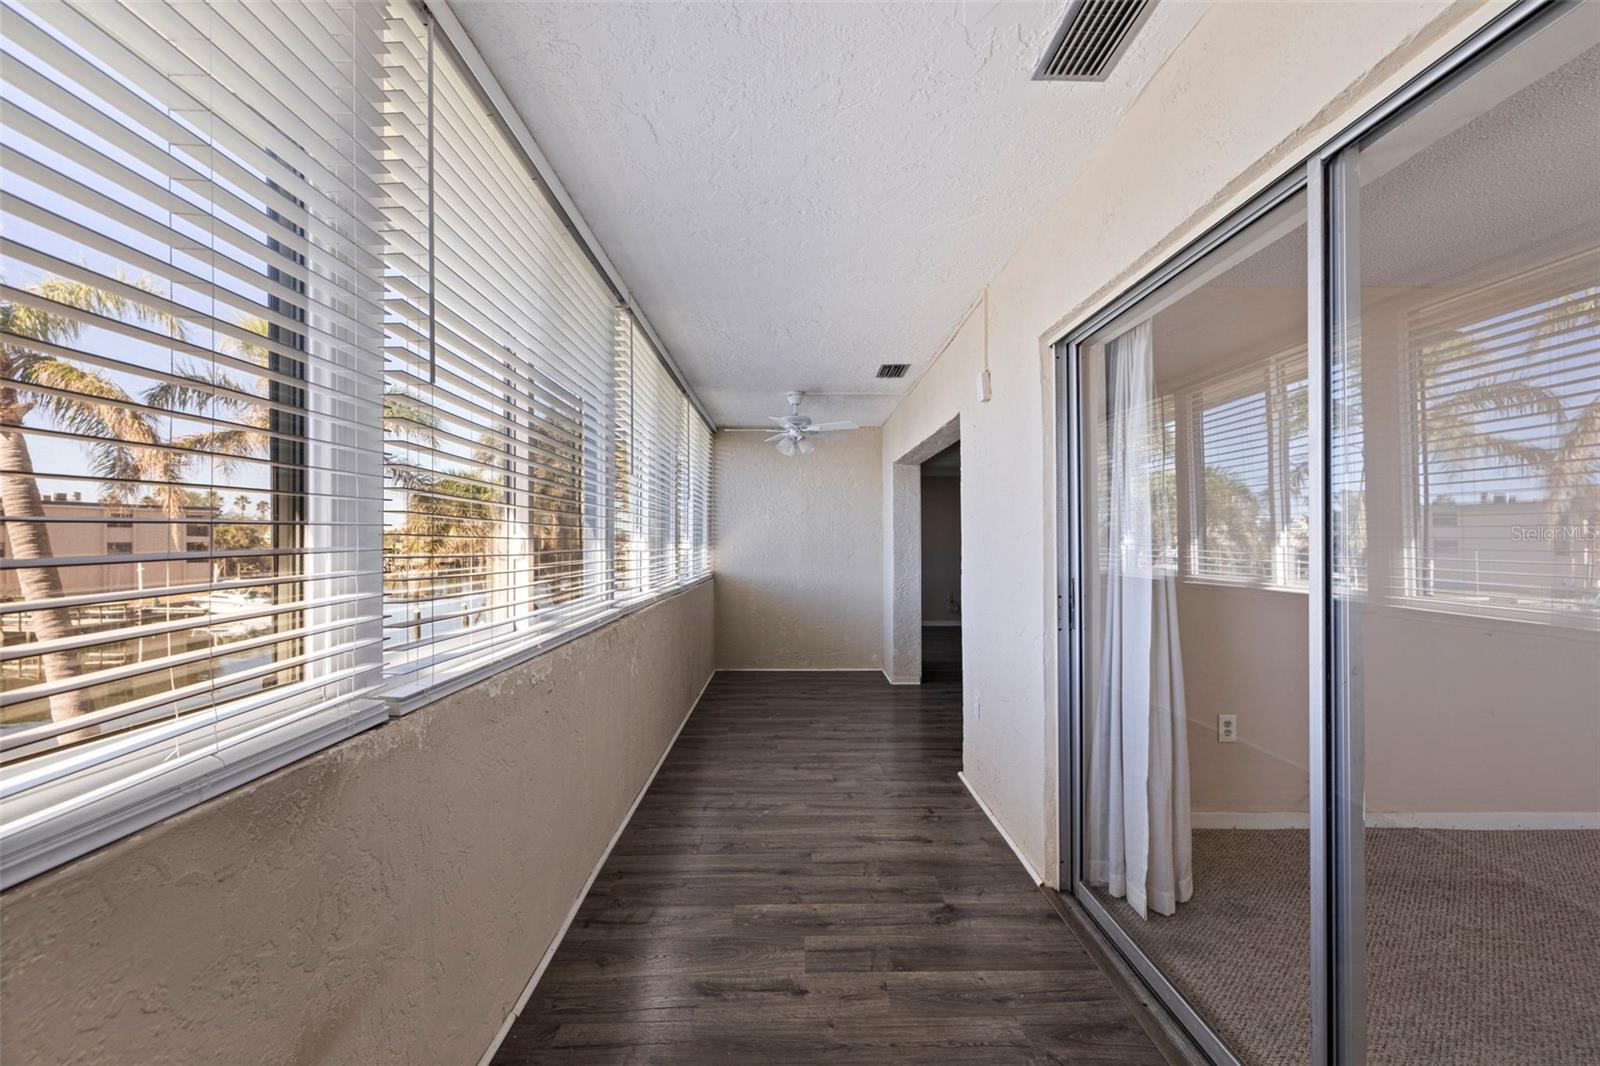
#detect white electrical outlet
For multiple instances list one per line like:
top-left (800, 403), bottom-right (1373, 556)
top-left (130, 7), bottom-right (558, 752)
top-left (1218, 714), bottom-right (1239, 743)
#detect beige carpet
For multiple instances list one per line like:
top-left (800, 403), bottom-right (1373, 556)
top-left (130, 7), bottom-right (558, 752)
top-left (1095, 828), bottom-right (1600, 1066)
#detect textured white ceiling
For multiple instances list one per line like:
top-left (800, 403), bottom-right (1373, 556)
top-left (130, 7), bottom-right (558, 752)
top-left (452, 0), bottom-right (1208, 426)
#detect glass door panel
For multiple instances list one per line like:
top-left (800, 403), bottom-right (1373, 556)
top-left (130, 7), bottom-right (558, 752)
top-left (1076, 190), bottom-right (1311, 1065)
top-left (1332, 7), bottom-right (1600, 1063)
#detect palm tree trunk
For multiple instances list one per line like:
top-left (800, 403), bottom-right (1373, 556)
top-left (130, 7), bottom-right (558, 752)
top-left (0, 425), bottom-right (96, 743)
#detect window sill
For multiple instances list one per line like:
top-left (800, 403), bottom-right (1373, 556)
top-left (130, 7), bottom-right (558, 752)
top-left (383, 577), bottom-right (713, 717)
top-left (1179, 575), bottom-right (1309, 596)
top-left (0, 697), bottom-right (386, 890)
top-left (0, 576), bottom-right (714, 890)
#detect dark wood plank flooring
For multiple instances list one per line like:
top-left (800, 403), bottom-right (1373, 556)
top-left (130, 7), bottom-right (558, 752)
top-left (492, 634), bottom-right (1163, 1064)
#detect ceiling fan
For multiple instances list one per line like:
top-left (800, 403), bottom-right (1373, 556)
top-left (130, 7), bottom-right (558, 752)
top-left (766, 391), bottom-right (858, 456)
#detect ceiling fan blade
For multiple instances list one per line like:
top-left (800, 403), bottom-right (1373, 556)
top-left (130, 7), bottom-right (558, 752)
top-left (763, 433), bottom-right (787, 442)
top-left (807, 421), bottom-right (858, 432)
top-left (810, 432), bottom-right (846, 440)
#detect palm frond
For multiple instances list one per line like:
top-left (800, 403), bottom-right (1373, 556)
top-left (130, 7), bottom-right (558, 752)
top-left (1425, 376), bottom-right (1563, 474)
top-left (19, 359), bottom-right (162, 446)
top-left (172, 427), bottom-right (268, 471)
top-left (1544, 397), bottom-right (1600, 527)
top-left (221, 316), bottom-right (272, 365)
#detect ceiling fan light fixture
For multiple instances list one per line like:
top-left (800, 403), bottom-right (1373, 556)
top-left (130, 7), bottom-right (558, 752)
top-left (764, 390), bottom-right (859, 457)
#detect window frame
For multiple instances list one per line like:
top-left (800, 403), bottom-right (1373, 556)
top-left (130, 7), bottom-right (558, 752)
top-left (1392, 247), bottom-right (1600, 629)
top-left (0, 0), bottom-right (714, 888)
top-left (1180, 344), bottom-right (1312, 591)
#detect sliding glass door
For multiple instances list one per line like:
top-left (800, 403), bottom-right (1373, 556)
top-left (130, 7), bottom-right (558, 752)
top-left (1060, 3), bottom-right (1599, 1062)
top-left (1329, 6), bottom-right (1600, 1064)
top-left (1070, 190), bottom-right (1311, 1066)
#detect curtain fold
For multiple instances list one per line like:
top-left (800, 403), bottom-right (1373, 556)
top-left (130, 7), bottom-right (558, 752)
top-left (1087, 320), bottom-right (1193, 919)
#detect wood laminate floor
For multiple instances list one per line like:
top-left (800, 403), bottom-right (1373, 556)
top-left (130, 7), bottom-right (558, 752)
top-left (492, 633), bottom-right (1164, 1064)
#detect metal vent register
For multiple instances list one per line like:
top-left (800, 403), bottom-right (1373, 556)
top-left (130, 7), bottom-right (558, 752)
top-left (1034, 0), bottom-right (1156, 81)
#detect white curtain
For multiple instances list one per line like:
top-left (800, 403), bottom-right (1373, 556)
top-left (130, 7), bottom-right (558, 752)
top-left (1086, 320), bottom-right (1193, 919)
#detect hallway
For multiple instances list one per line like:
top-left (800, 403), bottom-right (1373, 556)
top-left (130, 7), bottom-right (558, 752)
top-left (492, 658), bottom-right (1162, 1064)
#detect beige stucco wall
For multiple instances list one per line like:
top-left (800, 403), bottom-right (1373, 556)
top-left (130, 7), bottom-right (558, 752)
top-left (0, 581), bottom-right (714, 1066)
top-left (880, 0), bottom-right (1510, 884)
top-left (713, 429), bottom-right (884, 669)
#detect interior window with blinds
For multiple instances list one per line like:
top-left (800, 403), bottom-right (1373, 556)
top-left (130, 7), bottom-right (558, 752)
top-left (380, 32), bottom-right (621, 700)
top-left (1078, 192), bottom-right (1310, 593)
top-left (1186, 350), bottom-right (1310, 586)
top-left (1399, 250), bottom-right (1599, 625)
top-left (615, 314), bottom-right (707, 600)
top-left (1, 0), bottom-right (712, 883)
top-left (0, 0), bottom-right (387, 880)
top-left (1088, 387), bottom-right (1177, 575)
top-left (683, 414), bottom-right (713, 581)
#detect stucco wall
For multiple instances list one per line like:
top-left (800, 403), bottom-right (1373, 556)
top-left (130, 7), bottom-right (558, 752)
top-left (880, 0), bottom-right (1505, 884)
top-left (713, 429), bottom-right (884, 669)
top-left (0, 582), bottom-right (715, 1066)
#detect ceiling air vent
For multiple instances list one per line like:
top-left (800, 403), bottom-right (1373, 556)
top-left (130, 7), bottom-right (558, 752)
top-left (1033, 0), bottom-right (1157, 82)
top-left (876, 363), bottom-right (910, 380)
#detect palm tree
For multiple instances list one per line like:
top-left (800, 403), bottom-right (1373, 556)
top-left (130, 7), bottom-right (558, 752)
top-left (2, 276), bottom-right (265, 739)
top-left (1198, 466), bottom-right (1272, 579)
top-left (1420, 302), bottom-right (1600, 605)
top-left (382, 387), bottom-right (498, 579)
top-left (1532, 286), bottom-right (1600, 595)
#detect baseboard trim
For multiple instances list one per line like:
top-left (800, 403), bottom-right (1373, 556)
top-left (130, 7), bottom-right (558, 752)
top-left (882, 670), bottom-right (921, 685)
top-left (1191, 812), bottom-right (1309, 830)
top-left (717, 666), bottom-right (883, 672)
top-left (475, 668), bottom-right (716, 1066)
top-left (958, 770), bottom-right (1043, 886)
top-left (1366, 811), bottom-right (1600, 830)
top-left (1192, 811), bottom-right (1599, 830)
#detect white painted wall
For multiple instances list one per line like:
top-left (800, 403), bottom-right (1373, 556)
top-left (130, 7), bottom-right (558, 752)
top-left (880, 0), bottom-right (1508, 885)
top-left (714, 429), bottom-right (884, 669)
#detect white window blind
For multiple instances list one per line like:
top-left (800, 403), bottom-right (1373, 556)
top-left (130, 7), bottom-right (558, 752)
top-left (1186, 349), bottom-right (1309, 586)
top-left (683, 414), bottom-right (712, 581)
top-left (0, 0), bottom-right (712, 885)
top-left (615, 314), bottom-right (702, 600)
top-left (1091, 390), bottom-right (1178, 575)
top-left (1401, 248), bottom-right (1599, 627)
top-left (1331, 355), bottom-right (1368, 594)
top-left (1, 0), bottom-right (387, 882)
top-left (380, 32), bottom-right (620, 700)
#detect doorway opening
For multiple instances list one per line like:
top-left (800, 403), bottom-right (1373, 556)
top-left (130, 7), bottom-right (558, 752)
top-left (920, 441), bottom-right (962, 687)
top-left (886, 415), bottom-right (958, 683)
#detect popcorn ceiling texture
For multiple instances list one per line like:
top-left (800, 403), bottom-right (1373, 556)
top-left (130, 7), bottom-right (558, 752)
top-left (713, 429), bottom-right (883, 669)
top-left (451, 0), bottom-right (1208, 428)
top-left (0, 583), bottom-right (714, 1066)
